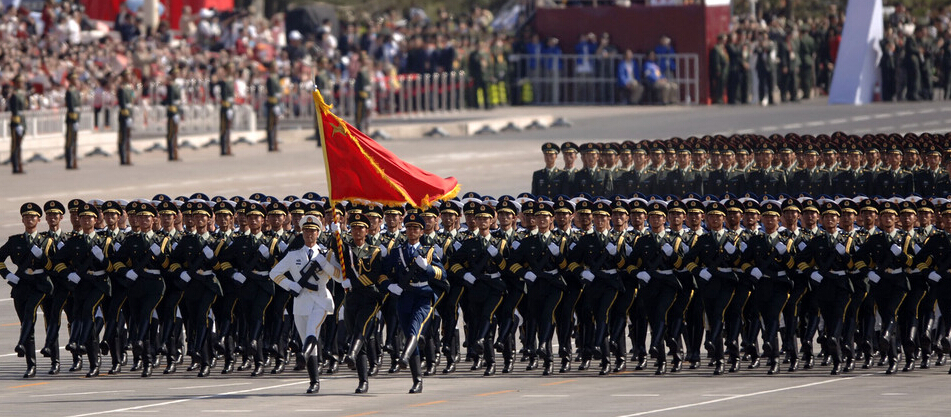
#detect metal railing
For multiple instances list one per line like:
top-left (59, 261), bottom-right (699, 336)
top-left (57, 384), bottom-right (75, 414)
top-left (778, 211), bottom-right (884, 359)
top-left (509, 52), bottom-right (699, 105)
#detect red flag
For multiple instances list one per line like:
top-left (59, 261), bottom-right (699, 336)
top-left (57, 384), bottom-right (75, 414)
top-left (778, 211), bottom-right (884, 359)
top-left (313, 89), bottom-right (460, 207)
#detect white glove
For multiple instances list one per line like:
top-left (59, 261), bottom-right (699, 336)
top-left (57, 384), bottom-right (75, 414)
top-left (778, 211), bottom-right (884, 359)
top-left (581, 270), bottom-right (595, 281)
top-left (330, 222), bottom-right (341, 233)
top-left (124, 117), bottom-right (132, 128)
top-left (739, 241), bottom-right (748, 252)
top-left (287, 281), bottom-right (303, 294)
top-left (775, 242), bottom-right (786, 254)
top-left (180, 271), bottom-right (192, 283)
top-left (548, 242), bottom-right (560, 256)
top-left (835, 243), bottom-right (846, 255)
top-left (125, 270), bottom-right (138, 281)
top-left (636, 271), bottom-right (650, 282)
top-left (150, 243), bottom-right (162, 256)
top-left (929, 271), bottom-right (942, 282)
top-left (913, 244), bottom-right (921, 254)
top-left (341, 279), bottom-right (353, 290)
top-left (750, 267), bottom-right (763, 279)
top-left (524, 271), bottom-right (537, 282)
top-left (511, 240), bottom-right (521, 250)
top-left (226, 108), bottom-right (234, 120)
top-left (91, 245), bottom-right (104, 261)
top-left (699, 268), bottom-right (712, 281)
top-left (232, 272), bottom-right (247, 284)
top-left (625, 243), bottom-right (633, 256)
top-left (113, 242), bottom-right (121, 252)
top-left (278, 241), bottom-right (288, 252)
top-left (606, 242), bottom-right (618, 256)
top-left (15, 125), bottom-right (23, 136)
top-left (810, 271), bottom-right (823, 283)
top-left (724, 242), bottom-right (736, 254)
top-left (797, 241), bottom-right (807, 251)
top-left (868, 271), bottom-right (881, 283)
top-left (316, 253), bottom-right (330, 268)
top-left (67, 272), bottom-right (81, 284)
top-left (463, 272), bottom-right (476, 284)
top-left (31, 245), bottom-right (43, 258)
top-left (6, 273), bottom-right (19, 285)
top-left (890, 244), bottom-right (901, 256)
top-left (661, 243), bottom-right (673, 256)
top-left (378, 244), bottom-right (388, 257)
top-left (258, 244), bottom-right (270, 258)
top-left (415, 255), bottom-right (428, 269)
top-left (387, 283), bottom-right (403, 295)
top-left (72, 122), bottom-right (79, 131)
top-left (487, 245), bottom-right (499, 257)
top-left (172, 114), bottom-right (180, 124)
top-left (272, 106), bottom-right (281, 116)
top-left (203, 246), bottom-right (214, 259)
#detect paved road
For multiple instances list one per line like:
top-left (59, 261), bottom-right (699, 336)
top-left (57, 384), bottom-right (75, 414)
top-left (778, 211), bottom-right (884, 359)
top-left (2, 99), bottom-right (951, 416)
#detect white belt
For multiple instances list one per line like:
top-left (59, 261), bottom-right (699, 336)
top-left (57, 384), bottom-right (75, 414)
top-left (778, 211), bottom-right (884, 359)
top-left (829, 270), bottom-right (846, 276)
top-left (717, 268), bottom-right (733, 273)
top-left (197, 270), bottom-right (214, 276)
top-left (885, 268), bottom-right (903, 275)
top-left (602, 269), bottom-right (618, 274)
top-left (486, 273), bottom-right (502, 279)
top-left (143, 269), bottom-right (161, 274)
top-left (24, 269), bottom-right (44, 275)
top-left (410, 282), bottom-right (428, 288)
top-left (656, 270), bottom-right (673, 275)
top-left (251, 270), bottom-right (270, 276)
top-left (776, 271), bottom-right (787, 277)
top-left (908, 268), bottom-right (921, 274)
top-left (545, 269), bottom-right (558, 275)
top-left (87, 270), bottom-right (106, 276)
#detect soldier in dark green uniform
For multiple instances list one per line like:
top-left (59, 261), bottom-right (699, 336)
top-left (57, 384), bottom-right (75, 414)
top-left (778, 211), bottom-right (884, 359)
top-left (64, 72), bottom-right (81, 169)
top-left (218, 63), bottom-right (235, 156)
top-left (468, 39), bottom-right (490, 109)
top-left (265, 61), bottom-right (281, 152)
top-left (354, 54), bottom-right (372, 133)
top-left (799, 26), bottom-right (817, 99)
top-left (313, 58), bottom-right (332, 147)
top-left (709, 34), bottom-right (729, 104)
top-left (532, 142), bottom-right (564, 197)
top-left (571, 143), bottom-right (613, 197)
top-left (164, 66), bottom-right (182, 161)
top-left (117, 69), bottom-right (135, 165)
top-left (8, 73), bottom-right (27, 174)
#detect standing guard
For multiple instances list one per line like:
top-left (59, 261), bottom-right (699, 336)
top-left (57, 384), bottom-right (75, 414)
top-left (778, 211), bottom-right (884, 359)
top-left (218, 63), bottom-right (235, 156)
top-left (117, 69), bottom-right (135, 166)
top-left (164, 66), bottom-right (182, 161)
top-left (9, 73), bottom-right (27, 174)
top-left (64, 72), bottom-right (81, 169)
top-left (265, 61), bottom-right (281, 152)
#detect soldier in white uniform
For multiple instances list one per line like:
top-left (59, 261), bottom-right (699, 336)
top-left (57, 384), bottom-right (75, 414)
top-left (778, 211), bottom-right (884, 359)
top-left (269, 215), bottom-right (337, 394)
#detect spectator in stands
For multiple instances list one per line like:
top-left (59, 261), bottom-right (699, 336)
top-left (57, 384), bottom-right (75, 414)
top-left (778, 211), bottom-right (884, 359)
top-left (617, 49), bottom-right (643, 104)
top-left (654, 35), bottom-right (677, 78)
top-left (643, 50), bottom-right (678, 105)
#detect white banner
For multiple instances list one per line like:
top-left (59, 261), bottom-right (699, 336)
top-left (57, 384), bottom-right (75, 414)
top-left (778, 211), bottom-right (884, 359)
top-left (828, 0), bottom-right (884, 105)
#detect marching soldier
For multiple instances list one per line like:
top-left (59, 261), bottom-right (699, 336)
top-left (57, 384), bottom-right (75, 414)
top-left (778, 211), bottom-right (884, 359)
top-left (39, 200), bottom-right (69, 375)
top-left (571, 143), bottom-right (613, 196)
top-left (218, 63), bottom-right (236, 156)
top-left (51, 203), bottom-right (112, 377)
top-left (9, 73), bottom-right (27, 174)
top-left (265, 61), bottom-right (281, 152)
top-left (164, 66), bottom-right (182, 161)
top-left (449, 204), bottom-right (507, 376)
top-left (269, 214), bottom-right (337, 394)
top-left (531, 143), bottom-right (565, 197)
top-left (110, 202), bottom-right (168, 377)
top-left (117, 69), bottom-right (135, 165)
top-left (1, 203), bottom-right (55, 378)
top-left (65, 72), bottom-right (81, 169)
top-left (98, 201), bottom-right (129, 375)
top-left (383, 212), bottom-right (446, 393)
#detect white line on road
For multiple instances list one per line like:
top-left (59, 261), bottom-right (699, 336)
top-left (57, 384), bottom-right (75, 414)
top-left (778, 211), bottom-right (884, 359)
top-left (761, 126), bottom-right (778, 131)
top-left (0, 298), bottom-right (13, 302)
top-left (523, 394), bottom-right (569, 397)
top-left (293, 410), bottom-right (343, 413)
top-left (616, 375), bottom-right (864, 417)
top-left (612, 394), bottom-right (660, 397)
top-left (806, 121), bottom-right (825, 127)
top-left (851, 115), bottom-right (871, 122)
top-left (168, 383), bottom-right (251, 390)
top-left (920, 108), bottom-right (937, 114)
top-left (873, 113), bottom-right (893, 119)
top-left (828, 118), bottom-right (847, 125)
top-left (879, 125), bottom-right (895, 131)
top-left (896, 110), bottom-right (915, 116)
top-left (31, 390), bottom-right (134, 398)
top-left (782, 123), bottom-right (803, 129)
top-left (881, 393), bottom-right (907, 396)
top-left (200, 411), bottom-right (253, 413)
top-left (900, 123), bottom-right (920, 129)
top-left (923, 121), bottom-right (940, 127)
top-left (0, 346), bottom-right (64, 358)
top-left (65, 380), bottom-right (307, 417)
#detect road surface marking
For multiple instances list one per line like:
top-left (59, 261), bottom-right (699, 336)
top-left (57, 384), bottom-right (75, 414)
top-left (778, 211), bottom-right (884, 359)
top-left (410, 401), bottom-right (447, 407)
top-left (169, 383), bottom-right (251, 390)
top-left (477, 389), bottom-right (516, 396)
top-left (896, 110), bottom-right (915, 116)
top-left (851, 115), bottom-right (871, 121)
top-left (873, 113), bottom-right (893, 119)
top-left (615, 375), bottom-right (862, 417)
top-left (828, 118), bottom-right (847, 125)
top-left (32, 390), bottom-right (133, 397)
top-left (523, 394), bottom-right (568, 397)
top-left (541, 379), bottom-right (576, 386)
top-left (782, 123), bottom-right (803, 129)
top-left (806, 121), bottom-right (825, 127)
top-left (341, 412), bottom-right (379, 417)
top-left (9, 382), bottom-right (50, 389)
top-left (613, 394), bottom-right (661, 397)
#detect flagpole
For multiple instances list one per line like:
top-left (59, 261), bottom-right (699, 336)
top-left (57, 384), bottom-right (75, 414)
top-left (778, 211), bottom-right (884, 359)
top-left (313, 87), bottom-right (347, 287)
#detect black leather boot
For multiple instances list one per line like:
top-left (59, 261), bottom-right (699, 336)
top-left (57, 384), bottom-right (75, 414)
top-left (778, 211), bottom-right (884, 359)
top-left (408, 355), bottom-right (423, 394)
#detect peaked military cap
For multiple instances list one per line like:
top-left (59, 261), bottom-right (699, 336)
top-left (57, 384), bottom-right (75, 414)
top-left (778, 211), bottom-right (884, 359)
top-left (403, 212), bottom-right (425, 228)
top-left (43, 200), bottom-right (65, 215)
top-left (20, 202), bottom-right (41, 217)
top-left (542, 142), bottom-right (560, 154)
top-left (348, 213), bottom-right (370, 228)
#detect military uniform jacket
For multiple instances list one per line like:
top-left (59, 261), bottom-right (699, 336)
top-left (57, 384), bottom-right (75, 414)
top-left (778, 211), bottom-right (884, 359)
top-left (566, 229), bottom-right (627, 291)
top-left (218, 78), bottom-right (235, 107)
top-left (65, 87), bottom-right (81, 122)
top-left (385, 241), bottom-right (445, 291)
top-left (164, 81), bottom-right (182, 116)
top-left (571, 167), bottom-right (614, 197)
top-left (788, 168), bottom-right (828, 196)
top-left (270, 244), bottom-right (336, 314)
top-left (684, 228), bottom-right (742, 285)
top-left (448, 233), bottom-right (508, 292)
top-left (117, 84), bottom-right (135, 118)
top-left (666, 168), bottom-right (699, 196)
top-left (853, 229), bottom-right (912, 290)
top-left (509, 230), bottom-right (568, 291)
top-left (873, 168), bottom-right (914, 197)
top-left (0, 231), bottom-right (54, 294)
top-left (51, 231), bottom-right (113, 296)
top-left (795, 229), bottom-right (854, 292)
top-left (627, 229), bottom-right (681, 290)
top-left (914, 168), bottom-right (944, 197)
top-left (741, 229), bottom-right (795, 285)
top-left (8, 89), bottom-right (26, 125)
top-left (168, 231), bottom-right (223, 295)
top-left (218, 231), bottom-right (280, 295)
top-left (111, 230), bottom-right (171, 289)
top-left (614, 169), bottom-right (640, 196)
top-left (532, 167), bottom-right (565, 198)
top-left (329, 241), bottom-right (385, 298)
top-left (266, 74), bottom-right (281, 105)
